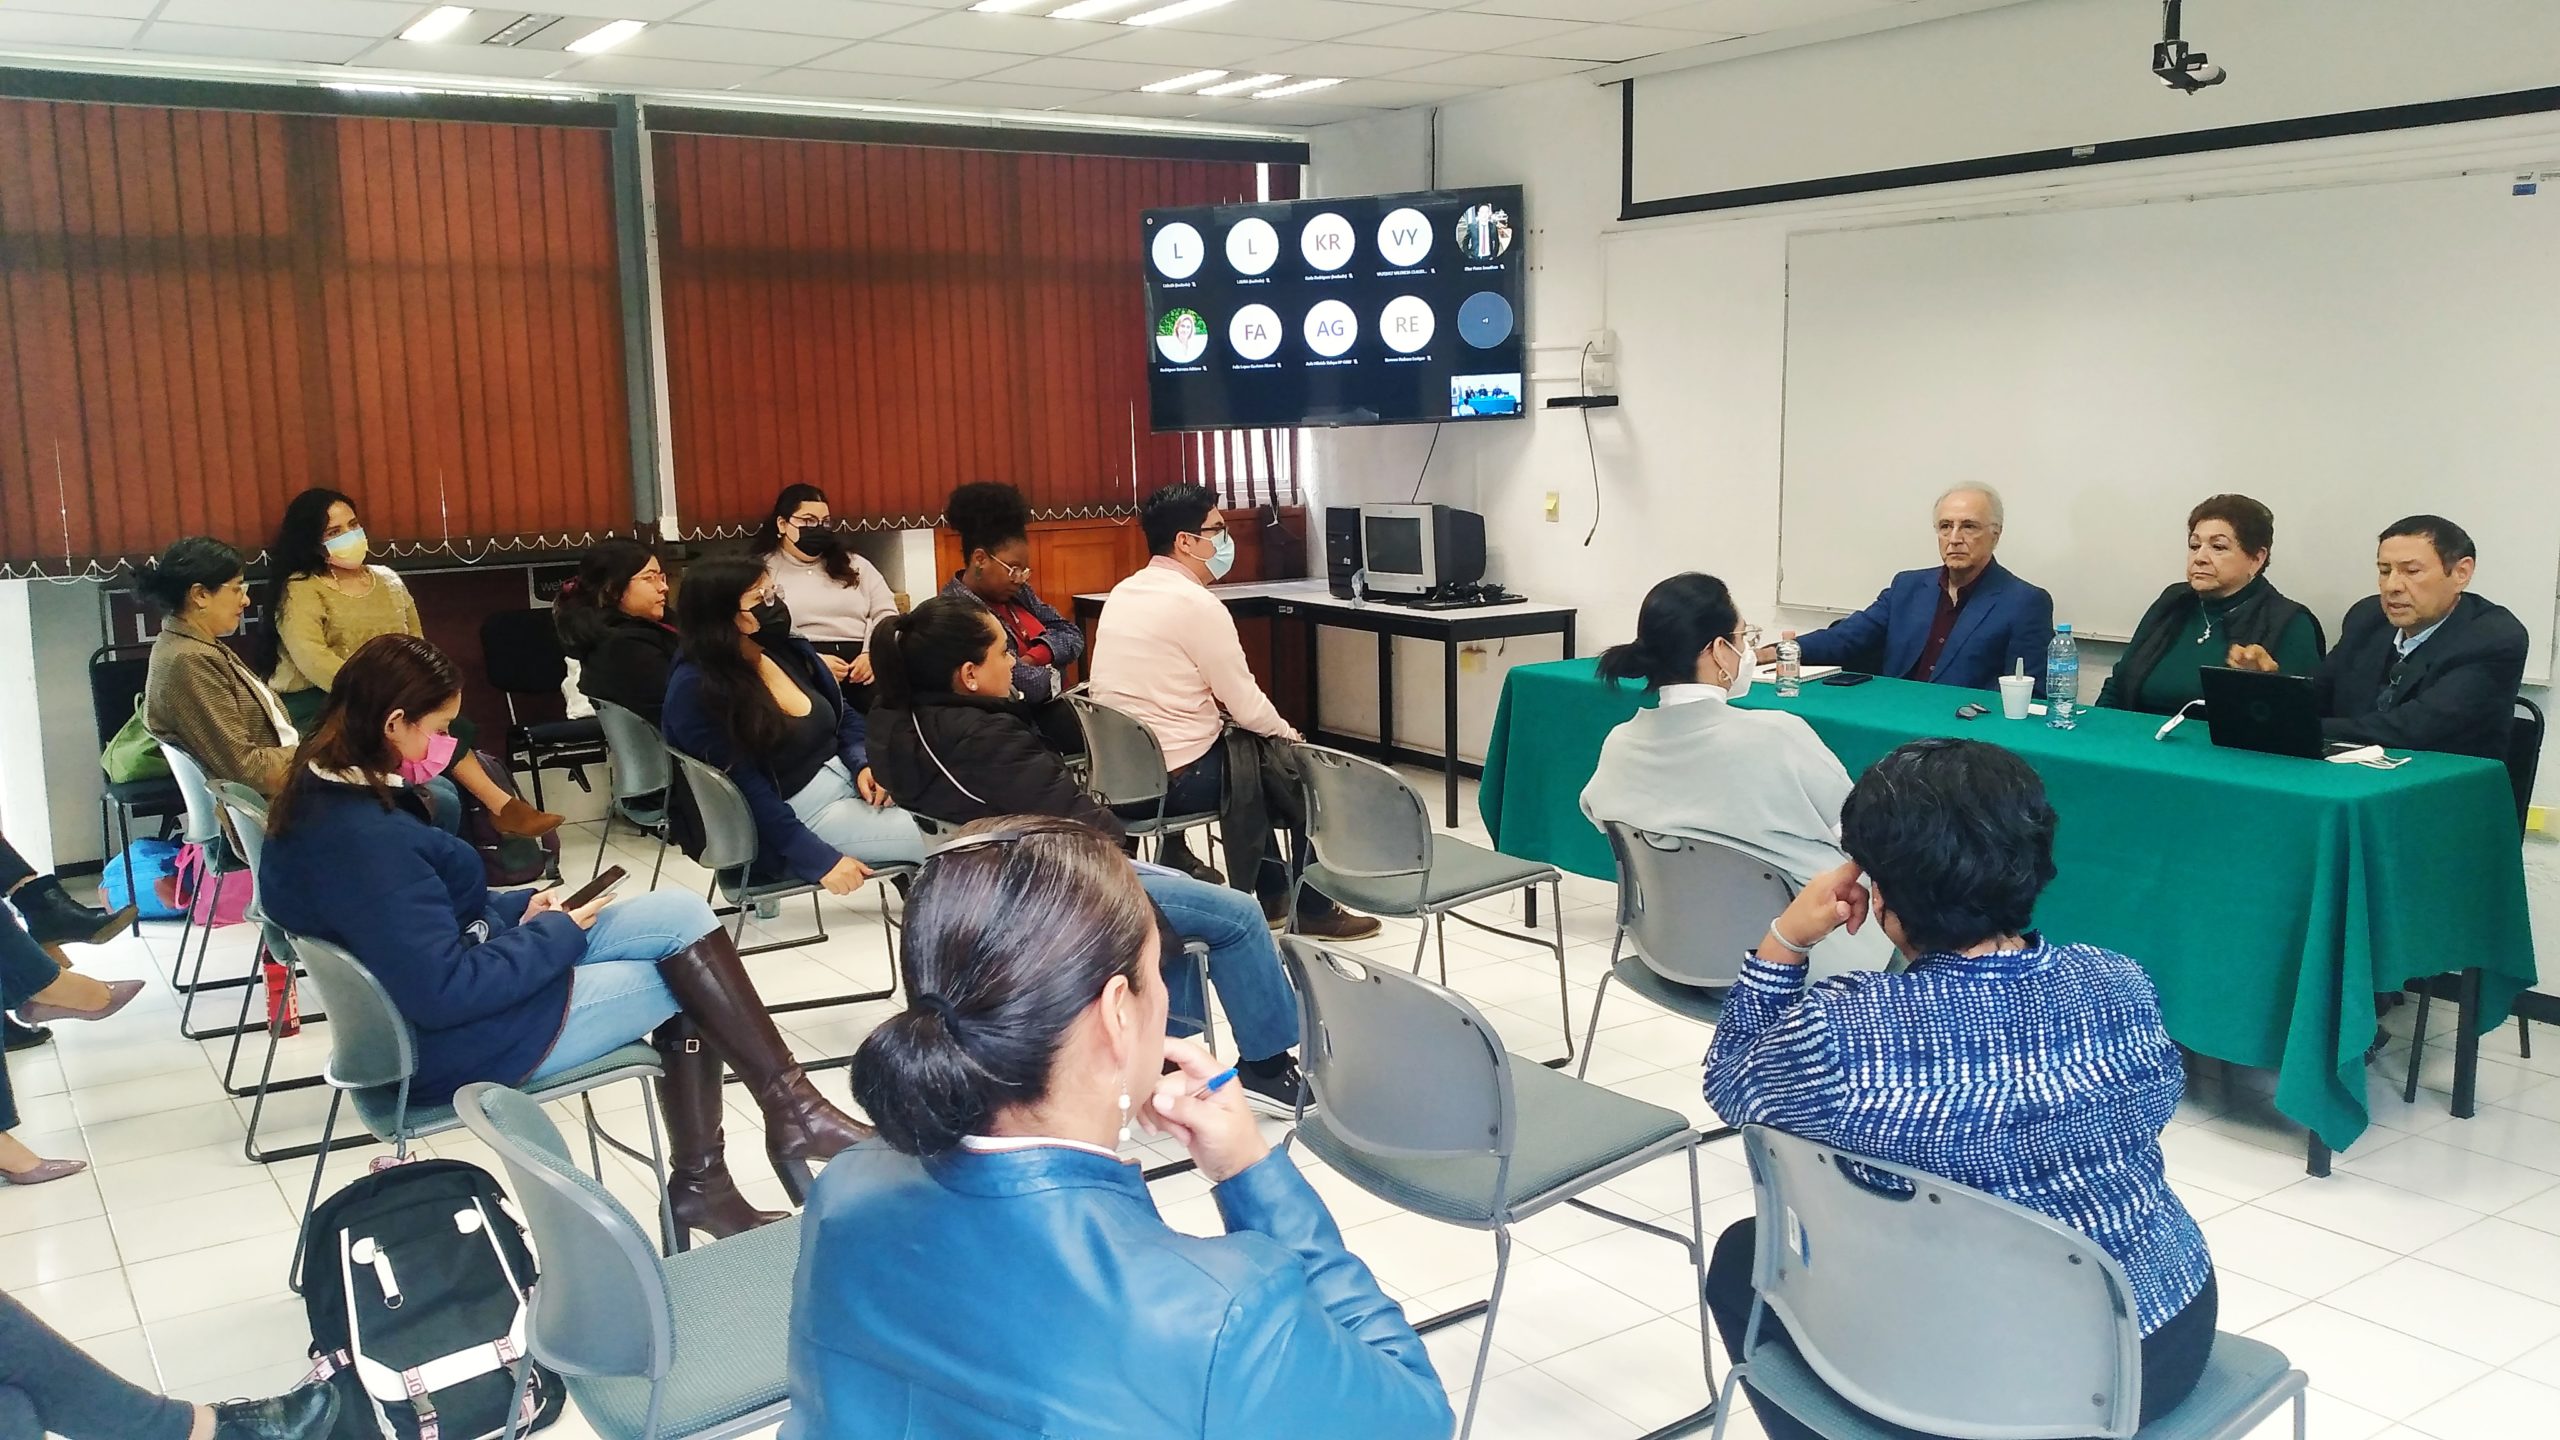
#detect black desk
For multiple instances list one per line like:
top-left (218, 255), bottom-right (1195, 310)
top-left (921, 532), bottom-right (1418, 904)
top-left (1073, 578), bottom-right (1578, 828)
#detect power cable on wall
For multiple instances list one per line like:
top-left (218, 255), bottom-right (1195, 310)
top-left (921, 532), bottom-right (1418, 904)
top-left (1407, 423), bottom-right (1443, 503)
top-left (1578, 342), bottom-right (1601, 546)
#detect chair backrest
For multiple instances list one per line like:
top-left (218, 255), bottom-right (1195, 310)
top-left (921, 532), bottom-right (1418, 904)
top-left (667, 748), bottom-right (761, 875)
top-left (1062, 694), bottom-right (1170, 811)
top-left (213, 782), bottom-right (270, 874)
top-left (157, 742), bottom-right (229, 849)
top-left (480, 609), bottom-right (570, 695)
top-left (1295, 744), bottom-right (1432, 882)
top-left (592, 701), bottom-right (673, 805)
top-left (2509, 697), bottom-right (2545, 834)
top-left (1604, 822), bottom-right (1794, 991)
top-left (453, 1083), bottom-right (674, 1383)
top-left (1281, 937), bottom-right (1514, 1176)
top-left (284, 934), bottom-right (417, 1091)
top-left (88, 642), bottom-right (154, 750)
top-left (1739, 1125), bottom-right (2144, 1440)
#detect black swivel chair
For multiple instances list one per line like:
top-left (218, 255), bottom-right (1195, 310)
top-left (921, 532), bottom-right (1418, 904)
top-left (478, 609), bottom-right (607, 812)
top-left (2403, 695), bottom-right (2542, 1101)
top-left (87, 642), bottom-right (185, 916)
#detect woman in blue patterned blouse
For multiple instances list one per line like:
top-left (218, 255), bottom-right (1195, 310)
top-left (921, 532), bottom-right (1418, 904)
top-left (1702, 737), bottom-right (2217, 1439)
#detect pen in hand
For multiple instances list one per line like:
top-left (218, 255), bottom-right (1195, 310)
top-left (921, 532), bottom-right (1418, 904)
top-left (1192, 1067), bottom-right (1238, 1102)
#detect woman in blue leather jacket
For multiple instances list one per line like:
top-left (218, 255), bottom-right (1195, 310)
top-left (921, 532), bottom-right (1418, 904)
top-left (785, 817), bottom-right (1453, 1439)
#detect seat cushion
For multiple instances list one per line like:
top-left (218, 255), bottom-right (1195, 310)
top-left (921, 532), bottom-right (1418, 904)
top-left (106, 777), bottom-right (183, 810)
top-left (1610, 955), bottom-right (1729, 1028)
top-left (348, 1044), bottom-right (661, 1142)
top-left (1743, 1329), bottom-right (2297, 1440)
top-left (525, 718), bottom-right (606, 749)
top-left (564, 1217), bottom-right (803, 1440)
top-left (1297, 1057), bottom-right (1689, 1224)
top-left (1302, 837), bottom-right (1557, 918)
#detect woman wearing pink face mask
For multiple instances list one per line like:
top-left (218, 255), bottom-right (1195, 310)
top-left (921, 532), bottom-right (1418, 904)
top-left (263, 487), bottom-right (561, 838)
top-left (258, 634), bottom-right (871, 1239)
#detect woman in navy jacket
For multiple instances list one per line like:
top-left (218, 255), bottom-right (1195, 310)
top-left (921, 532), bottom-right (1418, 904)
top-left (786, 817), bottom-right (1452, 1440)
top-left (662, 557), bottom-right (925, 894)
top-left (256, 634), bottom-right (870, 1238)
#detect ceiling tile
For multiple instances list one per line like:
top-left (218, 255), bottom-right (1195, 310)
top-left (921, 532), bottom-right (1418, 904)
top-left (132, 23), bottom-right (374, 64)
top-left (609, 22), bottom-right (852, 65)
top-left (1254, 40), bottom-right (1460, 78)
top-left (801, 41), bottom-right (1019, 78)
top-left (1382, 50), bottom-right (1586, 86)
top-left (1468, 0), bottom-right (1690, 19)
top-left (535, 0), bottom-right (706, 18)
top-left (1318, 76), bottom-right (1472, 108)
top-left (1230, 98), bottom-right (1366, 125)
top-left (906, 77), bottom-right (1113, 111)
top-left (744, 67), bottom-right (941, 101)
top-left (0, 12), bottom-right (142, 47)
top-left (1344, 9), bottom-right (1577, 49)
top-left (348, 39), bottom-right (587, 78)
top-left (882, 11), bottom-right (1122, 55)
top-left (1174, 0), bottom-right (1433, 43)
top-left (1051, 27), bottom-right (1267, 69)
top-left (549, 53), bottom-right (783, 88)
top-left (668, 0), bottom-right (937, 41)
top-left (1635, 0), bottom-right (1908, 34)
top-left (1502, 22), bottom-right (1708, 63)
top-left (5, 0), bottom-right (157, 17)
top-left (150, 0), bottom-right (418, 38)
top-left (977, 53), bottom-right (1205, 91)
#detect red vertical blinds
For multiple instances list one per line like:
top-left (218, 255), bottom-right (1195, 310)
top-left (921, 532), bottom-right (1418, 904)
top-left (0, 98), bottom-right (630, 572)
top-left (653, 136), bottom-right (1262, 533)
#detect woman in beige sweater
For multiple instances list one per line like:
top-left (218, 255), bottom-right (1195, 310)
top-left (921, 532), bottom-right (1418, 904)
top-left (262, 488), bottom-right (561, 838)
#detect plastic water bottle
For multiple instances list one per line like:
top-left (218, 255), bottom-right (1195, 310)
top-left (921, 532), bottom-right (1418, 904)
top-left (2046, 624), bottom-right (2079, 729)
top-left (1775, 631), bottom-right (1802, 697)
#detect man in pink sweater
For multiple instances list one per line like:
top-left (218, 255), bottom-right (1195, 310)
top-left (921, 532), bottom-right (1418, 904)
top-left (1090, 484), bottom-right (1379, 940)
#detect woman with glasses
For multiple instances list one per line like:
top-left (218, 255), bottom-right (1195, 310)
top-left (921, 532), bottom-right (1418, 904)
top-left (753, 484), bottom-right (901, 711)
top-left (786, 817), bottom-right (1452, 1439)
top-left (1583, 572), bottom-right (1892, 973)
top-left (937, 481), bottom-right (1083, 706)
top-left (662, 557), bottom-right (926, 898)
top-left (2095, 493), bottom-right (2324, 715)
top-left (140, 537), bottom-right (301, 800)
top-left (553, 538), bottom-right (677, 727)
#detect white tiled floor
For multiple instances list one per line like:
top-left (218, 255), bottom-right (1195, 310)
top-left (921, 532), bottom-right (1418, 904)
top-left (6, 774), bottom-right (2558, 1439)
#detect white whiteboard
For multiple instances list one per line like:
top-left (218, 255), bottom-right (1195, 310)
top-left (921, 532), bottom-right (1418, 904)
top-left (1777, 171), bottom-right (2560, 682)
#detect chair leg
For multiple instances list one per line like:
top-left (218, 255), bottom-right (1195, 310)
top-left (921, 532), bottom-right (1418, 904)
top-left (581, 1094), bottom-right (606, 1182)
top-left (2404, 986), bottom-right (2434, 1106)
top-left (1548, 879), bottom-right (1573, 1070)
top-left (499, 1356), bottom-right (540, 1440)
top-left (1685, 1139), bottom-right (1719, 1407)
top-left (289, 1090), bottom-right (347, 1292)
top-left (591, 809), bottom-right (615, 881)
top-left (1576, 969), bottom-right (1616, 1080)
top-left (649, 833), bottom-right (669, 888)
top-left (1454, 1230), bottom-right (1515, 1440)
top-left (1408, 914), bottom-right (1431, 975)
top-left (1434, 912), bottom-right (1450, 986)
top-left (2519, 1016), bottom-right (2533, 1061)
top-left (2293, 1390), bottom-right (2307, 1440)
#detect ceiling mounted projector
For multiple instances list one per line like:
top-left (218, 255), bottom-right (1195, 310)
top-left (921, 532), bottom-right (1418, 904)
top-left (2153, 0), bottom-right (2227, 92)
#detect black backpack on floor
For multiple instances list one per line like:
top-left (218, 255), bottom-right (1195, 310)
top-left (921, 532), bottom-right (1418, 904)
top-left (299, 1158), bottom-right (567, 1440)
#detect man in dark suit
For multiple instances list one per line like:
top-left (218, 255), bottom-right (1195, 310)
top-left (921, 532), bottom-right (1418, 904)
top-left (2231, 514), bottom-right (2525, 759)
top-left (1767, 485), bottom-right (2056, 692)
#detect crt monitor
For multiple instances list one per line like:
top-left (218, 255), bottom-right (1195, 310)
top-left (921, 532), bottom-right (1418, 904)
top-left (1358, 504), bottom-right (1486, 596)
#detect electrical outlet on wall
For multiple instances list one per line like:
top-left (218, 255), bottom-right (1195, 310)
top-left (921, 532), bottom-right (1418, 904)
top-left (1543, 491), bottom-right (1560, 522)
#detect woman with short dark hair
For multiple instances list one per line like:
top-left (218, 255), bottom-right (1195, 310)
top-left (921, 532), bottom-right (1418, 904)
top-left (139, 537), bottom-right (300, 799)
top-left (553, 538), bottom-right (676, 726)
top-left (1701, 738), bottom-right (2218, 1440)
top-left (937, 480), bottom-right (1083, 705)
top-left (2096, 493), bottom-right (2324, 715)
top-left (788, 818), bottom-right (1452, 1438)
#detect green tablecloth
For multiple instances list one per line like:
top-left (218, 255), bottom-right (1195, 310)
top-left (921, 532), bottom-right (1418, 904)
top-left (1480, 659), bottom-right (2538, 1151)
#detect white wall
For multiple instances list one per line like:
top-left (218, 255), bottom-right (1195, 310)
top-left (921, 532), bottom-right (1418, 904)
top-left (1306, 10), bottom-right (2560, 804)
top-left (0, 579), bottom-right (112, 870)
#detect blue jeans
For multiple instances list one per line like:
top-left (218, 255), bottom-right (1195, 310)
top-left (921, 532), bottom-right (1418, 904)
top-left (787, 758), bottom-right (928, 868)
top-left (526, 890), bottom-right (720, 1081)
top-left (1138, 863), bottom-right (1299, 1062)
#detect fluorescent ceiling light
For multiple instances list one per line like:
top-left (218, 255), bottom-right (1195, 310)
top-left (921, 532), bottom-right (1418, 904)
top-left (1122, 0), bottom-right (1238, 26)
top-left (564, 19), bottom-right (647, 53)
top-left (1195, 72), bottom-right (1283, 97)
top-left (967, 0), bottom-right (1045, 11)
top-left (1139, 68), bottom-right (1228, 93)
top-left (1048, 0), bottom-right (1146, 17)
top-left (398, 6), bottom-right (473, 43)
top-left (1253, 77), bottom-right (1342, 99)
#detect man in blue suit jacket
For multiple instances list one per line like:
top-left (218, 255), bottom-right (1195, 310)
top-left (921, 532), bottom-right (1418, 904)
top-left (1774, 485), bottom-right (2056, 693)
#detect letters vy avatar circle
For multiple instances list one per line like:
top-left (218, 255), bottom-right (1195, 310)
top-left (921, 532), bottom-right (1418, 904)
top-left (1230, 304), bottom-right (1282, 361)
top-left (1376, 208), bottom-right (1431, 267)
top-left (1300, 212), bottom-right (1355, 272)
top-left (1225, 217), bottom-right (1278, 276)
top-left (1380, 295), bottom-right (1435, 355)
top-left (1152, 221), bottom-right (1204, 280)
top-left (1457, 291), bottom-right (1514, 349)
top-left (1304, 299), bottom-right (1357, 358)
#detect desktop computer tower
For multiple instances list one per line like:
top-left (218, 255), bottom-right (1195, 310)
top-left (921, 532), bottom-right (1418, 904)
top-left (1326, 506), bottom-right (1362, 598)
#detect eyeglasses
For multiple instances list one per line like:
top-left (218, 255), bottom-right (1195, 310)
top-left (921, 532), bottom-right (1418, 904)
top-left (1736, 625), bottom-right (1762, 652)
top-left (984, 556), bottom-right (1032, 582)
top-left (1191, 522), bottom-right (1230, 539)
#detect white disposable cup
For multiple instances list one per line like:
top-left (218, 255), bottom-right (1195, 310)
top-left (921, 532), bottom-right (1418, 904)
top-left (1998, 674), bottom-right (2034, 720)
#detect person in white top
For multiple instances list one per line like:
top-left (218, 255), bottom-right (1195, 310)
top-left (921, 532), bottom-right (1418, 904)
top-left (1582, 573), bottom-right (1894, 976)
top-left (756, 484), bottom-right (903, 710)
top-left (1088, 484), bottom-right (1378, 941)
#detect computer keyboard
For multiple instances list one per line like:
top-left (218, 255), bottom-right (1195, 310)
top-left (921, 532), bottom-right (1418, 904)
top-left (1392, 588), bottom-right (1526, 610)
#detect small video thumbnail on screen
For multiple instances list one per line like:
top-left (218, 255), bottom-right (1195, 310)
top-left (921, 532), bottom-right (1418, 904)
top-left (1450, 374), bottom-right (1523, 418)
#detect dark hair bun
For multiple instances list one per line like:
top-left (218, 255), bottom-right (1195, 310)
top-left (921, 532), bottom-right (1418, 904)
top-left (851, 1006), bottom-right (994, 1155)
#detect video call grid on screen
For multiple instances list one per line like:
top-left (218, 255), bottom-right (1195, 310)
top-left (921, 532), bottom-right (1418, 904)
top-left (1143, 186), bottom-right (1528, 432)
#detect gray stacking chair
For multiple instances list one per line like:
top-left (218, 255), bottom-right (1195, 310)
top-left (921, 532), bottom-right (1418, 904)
top-left (665, 747), bottom-right (909, 1072)
top-left (282, 932), bottom-right (667, 1288)
top-left (155, 741), bottom-right (260, 1042)
top-left (457, 1083), bottom-right (798, 1440)
top-left (208, 782), bottom-right (360, 1166)
top-left (1063, 693), bottom-right (1220, 866)
top-left (1715, 1126), bottom-right (2307, 1440)
top-left (1291, 743), bottom-right (1576, 1065)
top-left (1282, 937), bottom-right (1716, 1440)
top-left (590, 701), bottom-right (675, 887)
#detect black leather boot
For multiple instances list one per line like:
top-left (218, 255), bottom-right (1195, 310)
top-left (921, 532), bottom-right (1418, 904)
top-left (10, 876), bottom-right (134, 948)
top-left (652, 1014), bottom-right (787, 1240)
top-left (655, 929), bottom-right (873, 1203)
top-left (210, 1377), bottom-right (340, 1439)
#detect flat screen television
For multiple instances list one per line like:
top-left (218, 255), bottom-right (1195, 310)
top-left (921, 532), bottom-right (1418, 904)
top-left (1142, 186), bottom-right (1528, 431)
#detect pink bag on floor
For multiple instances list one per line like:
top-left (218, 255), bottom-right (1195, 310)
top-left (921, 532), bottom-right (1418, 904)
top-left (170, 841), bottom-right (255, 928)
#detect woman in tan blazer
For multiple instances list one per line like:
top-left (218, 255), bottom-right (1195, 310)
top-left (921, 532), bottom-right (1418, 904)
top-left (139, 538), bottom-right (298, 799)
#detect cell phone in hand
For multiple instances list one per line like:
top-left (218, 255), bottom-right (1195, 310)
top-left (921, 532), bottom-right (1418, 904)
top-left (562, 865), bottom-right (626, 911)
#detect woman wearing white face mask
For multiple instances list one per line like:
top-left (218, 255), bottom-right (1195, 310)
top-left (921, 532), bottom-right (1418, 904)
top-left (263, 487), bottom-right (562, 838)
top-left (1581, 573), bottom-right (1894, 977)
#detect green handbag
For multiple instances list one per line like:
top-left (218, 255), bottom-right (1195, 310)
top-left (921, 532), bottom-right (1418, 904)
top-left (100, 696), bottom-right (172, 785)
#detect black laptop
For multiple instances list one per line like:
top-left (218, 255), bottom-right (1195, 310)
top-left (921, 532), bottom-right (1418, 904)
top-left (2199, 667), bottom-right (2326, 758)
